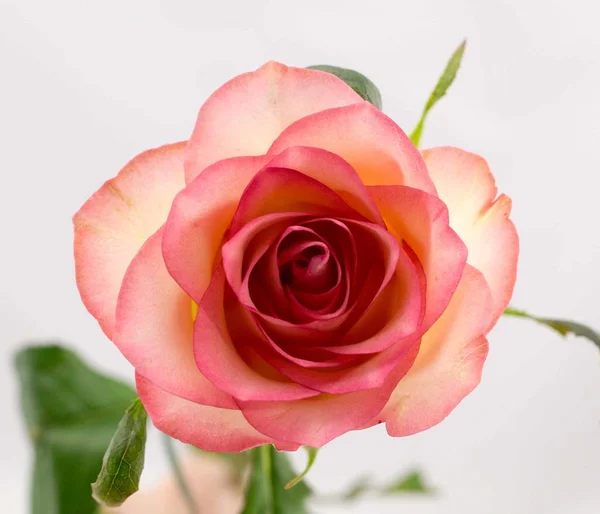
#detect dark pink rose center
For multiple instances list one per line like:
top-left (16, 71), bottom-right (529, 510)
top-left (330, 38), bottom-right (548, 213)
top-left (278, 237), bottom-right (338, 294)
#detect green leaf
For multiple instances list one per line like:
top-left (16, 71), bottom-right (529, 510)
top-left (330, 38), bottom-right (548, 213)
top-left (307, 65), bottom-right (382, 109)
top-left (321, 471), bottom-right (434, 503)
top-left (92, 399), bottom-right (147, 507)
top-left (504, 307), bottom-right (600, 350)
top-left (409, 40), bottom-right (466, 147)
top-left (285, 447), bottom-right (318, 489)
top-left (15, 344), bottom-right (137, 514)
top-left (382, 470), bottom-right (435, 494)
top-left (341, 476), bottom-right (371, 501)
top-left (242, 445), bottom-right (311, 514)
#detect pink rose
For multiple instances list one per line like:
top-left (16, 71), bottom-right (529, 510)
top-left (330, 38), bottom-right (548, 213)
top-left (74, 62), bottom-right (518, 450)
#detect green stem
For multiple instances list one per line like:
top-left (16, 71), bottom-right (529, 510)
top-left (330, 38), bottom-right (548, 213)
top-left (409, 117), bottom-right (426, 148)
top-left (260, 445), bottom-right (274, 513)
top-left (162, 434), bottom-right (199, 514)
top-left (409, 40), bottom-right (466, 147)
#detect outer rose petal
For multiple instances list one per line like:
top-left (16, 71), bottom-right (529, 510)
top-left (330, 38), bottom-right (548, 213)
top-left (185, 61), bottom-right (364, 182)
top-left (163, 155), bottom-right (271, 302)
top-left (422, 147), bottom-right (519, 324)
top-left (238, 391), bottom-right (381, 448)
top-left (238, 350), bottom-right (418, 448)
top-left (115, 228), bottom-right (235, 408)
top-left (74, 142), bottom-right (186, 337)
top-left (136, 374), bottom-right (296, 452)
top-left (268, 103), bottom-right (436, 194)
top-left (368, 185), bottom-right (467, 331)
top-left (380, 265), bottom-right (493, 436)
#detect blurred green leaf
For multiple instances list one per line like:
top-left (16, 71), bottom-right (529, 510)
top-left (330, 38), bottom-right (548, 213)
top-left (382, 470), bottom-right (435, 494)
top-left (321, 470), bottom-right (434, 503)
top-left (285, 447), bottom-right (318, 489)
top-left (504, 307), bottom-right (600, 350)
top-left (307, 65), bottom-right (382, 109)
top-left (15, 344), bottom-right (137, 514)
top-left (341, 476), bottom-right (371, 501)
top-left (92, 399), bottom-right (147, 507)
top-left (242, 445), bottom-right (311, 514)
top-left (410, 40), bottom-right (466, 147)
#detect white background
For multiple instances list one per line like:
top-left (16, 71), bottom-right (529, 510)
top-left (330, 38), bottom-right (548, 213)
top-left (2, 1), bottom-right (600, 513)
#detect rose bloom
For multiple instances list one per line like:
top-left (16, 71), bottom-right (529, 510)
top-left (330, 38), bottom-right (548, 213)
top-left (74, 62), bottom-right (518, 451)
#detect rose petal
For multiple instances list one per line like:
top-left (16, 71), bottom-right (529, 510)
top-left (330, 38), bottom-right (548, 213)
top-left (265, 146), bottom-right (385, 224)
top-left (162, 155), bottom-right (271, 302)
top-left (255, 293), bottom-right (421, 394)
top-left (368, 185), bottom-right (467, 331)
top-left (241, 308), bottom-right (360, 371)
top-left (136, 374), bottom-right (297, 452)
top-left (238, 348), bottom-right (418, 448)
top-left (381, 265), bottom-right (493, 436)
top-left (291, 285), bottom-right (344, 314)
top-left (268, 103), bottom-right (436, 193)
top-left (422, 147), bottom-right (519, 325)
top-left (185, 61), bottom-right (363, 182)
top-left (229, 166), bottom-right (365, 235)
top-left (221, 212), bottom-right (305, 321)
top-left (115, 228), bottom-right (235, 408)
top-left (251, 236), bottom-right (420, 394)
top-left (193, 265), bottom-right (320, 402)
top-left (238, 392), bottom-right (379, 448)
top-left (74, 142), bottom-right (186, 338)
top-left (325, 242), bottom-right (426, 355)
